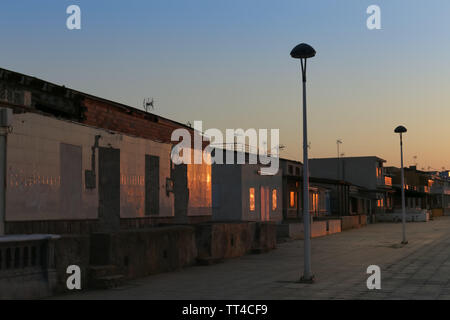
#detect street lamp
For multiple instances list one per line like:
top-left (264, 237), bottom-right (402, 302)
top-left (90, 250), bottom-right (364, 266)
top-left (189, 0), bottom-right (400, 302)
top-left (394, 125), bottom-right (408, 245)
top-left (291, 43), bottom-right (316, 283)
top-left (337, 139), bottom-right (343, 180)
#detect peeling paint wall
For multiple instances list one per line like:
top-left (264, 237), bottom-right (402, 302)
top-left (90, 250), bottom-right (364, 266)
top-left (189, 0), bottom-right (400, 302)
top-left (6, 112), bottom-right (174, 221)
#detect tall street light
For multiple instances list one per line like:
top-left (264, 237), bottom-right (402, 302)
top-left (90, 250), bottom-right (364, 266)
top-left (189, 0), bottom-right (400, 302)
top-left (337, 139), bottom-right (343, 180)
top-left (291, 43), bottom-right (316, 283)
top-left (395, 125), bottom-right (408, 245)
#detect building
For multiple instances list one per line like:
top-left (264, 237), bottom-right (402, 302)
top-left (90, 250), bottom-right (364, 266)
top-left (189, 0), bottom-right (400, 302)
top-left (309, 156), bottom-right (393, 221)
top-left (0, 67), bottom-right (212, 235)
top-left (385, 166), bottom-right (450, 217)
top-left (280, 158), bottom-right (371, 220)
top-left (212, 150), bottom-right (283, 222)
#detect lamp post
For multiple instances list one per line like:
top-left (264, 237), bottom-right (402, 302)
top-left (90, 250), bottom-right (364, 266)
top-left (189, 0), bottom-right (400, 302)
top-left (337, 139), bottom-right (342, 180)
top-left (291, 43), bottom-right (316, 282)
top-left (395, 125), bottom-right (408, 245)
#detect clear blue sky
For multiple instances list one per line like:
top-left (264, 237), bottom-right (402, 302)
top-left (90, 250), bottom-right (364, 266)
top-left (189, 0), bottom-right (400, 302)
top-left (1, 0), bottom-right (449, 169)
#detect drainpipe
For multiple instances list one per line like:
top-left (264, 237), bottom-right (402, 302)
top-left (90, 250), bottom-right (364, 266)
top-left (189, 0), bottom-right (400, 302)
top-left (0, 107), bottom-right (12, 236)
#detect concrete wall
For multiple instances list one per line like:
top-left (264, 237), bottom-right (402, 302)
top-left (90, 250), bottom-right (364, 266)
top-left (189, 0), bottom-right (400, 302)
top-left (277, 219), bottom-right (341, 240)
top-left (376, 212), bottom-right (430, 222)
top-left (341, 215), bottom-right (367, 231)
top-left (327, 219), bottom-right (342, 234)
top-left (432, 208), bottom-right (444, 218)
top-left (54, 235), bottom-right (91, 292)
top-left (108, 226), bottom-right (198, 279)
top-left (5, 112), bottom-right (175, 222)
top-left (196, 222), bottom-right (277, 261)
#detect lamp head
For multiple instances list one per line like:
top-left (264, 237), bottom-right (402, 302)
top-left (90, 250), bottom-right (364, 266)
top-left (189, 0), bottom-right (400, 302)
top-left (290, 43), bottom-right (316, 59)
top-left (394, 125), bottom-right (407, 134)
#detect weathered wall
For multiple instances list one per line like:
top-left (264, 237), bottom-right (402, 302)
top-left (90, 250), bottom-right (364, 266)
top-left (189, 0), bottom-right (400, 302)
top-left (341, 215), bottom-right (367, 230)
top-left (187, 149), bottom-right (212, 217)
top-left (277, 220), bottom-right (340, 240)
top-left (195, 222), bottom-right (277, 261)
top-left (6, 112), bottom-right (174, 222)
top-left (327, 219), bottom-right (342, 234)
top-left (83, 96), bottom-right (212, 219)
top-left (108, 226), bottom-right (198, 279)
top-left (432, 208), bottom-right (444, 218)
top-left (54, 235), bottom-right (90, 293)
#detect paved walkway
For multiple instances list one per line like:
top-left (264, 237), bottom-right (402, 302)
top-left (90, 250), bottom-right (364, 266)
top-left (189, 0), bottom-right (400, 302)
top-left (55, 217), bottom-right (450, 300)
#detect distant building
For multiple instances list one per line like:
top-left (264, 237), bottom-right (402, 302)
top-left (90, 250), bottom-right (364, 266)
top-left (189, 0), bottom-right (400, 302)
top-left (385, 166), bottom-right (450, 215)
top-left (280, 158), bottom-right (371, 220)
top-left (309, 156), bottom-right (393, 220)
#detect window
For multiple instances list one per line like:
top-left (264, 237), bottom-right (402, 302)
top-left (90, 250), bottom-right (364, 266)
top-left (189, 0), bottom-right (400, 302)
top-left (295, 167), bottom-right (300, 176)
top-left (272, 189), bottom-right (277, 211)
top-left (289, 191), bottom-right (296, 208)
top-left (376, 167), bottom-right (383, 178)
top-left (384, 176), bottom-right (392, 186)
top-left (377, 199), bottom-right (384, 208)
top-left (249, 188), bottom-right (255, 211)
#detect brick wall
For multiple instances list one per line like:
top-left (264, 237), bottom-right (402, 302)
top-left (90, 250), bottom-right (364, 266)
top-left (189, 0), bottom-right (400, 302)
top-left (82, 97), bottom-right (206, 146)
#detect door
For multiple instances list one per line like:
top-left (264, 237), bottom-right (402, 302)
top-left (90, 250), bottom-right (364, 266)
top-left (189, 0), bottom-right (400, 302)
top-left (60, 143), bottom-right (82, 219)
top-left (98, 147), bottom-right (120, 232)
top-left (145, 155), bottom-right (160, 215)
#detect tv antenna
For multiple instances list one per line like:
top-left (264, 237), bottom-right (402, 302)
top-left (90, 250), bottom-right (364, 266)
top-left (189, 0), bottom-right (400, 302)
top-left (143, 98), bottom-right (155, 112)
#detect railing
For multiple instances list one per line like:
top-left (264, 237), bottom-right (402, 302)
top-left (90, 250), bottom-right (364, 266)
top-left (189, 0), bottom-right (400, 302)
top-left (0, 235), bottom-right (59, 274)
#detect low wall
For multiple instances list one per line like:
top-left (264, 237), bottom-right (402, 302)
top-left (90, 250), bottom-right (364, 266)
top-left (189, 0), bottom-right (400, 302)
top-left (54, 235), bottom-right (90, 293)
top-left (445, 208), bottom-right (450, 216)
top-left (93, 226), bottom-right (198, 280)
top-left (0, 235), bottom-right (60, 299)
top-left (376, 212), bottom-right (430, 222)
top-left (5, 220), bottom-right (99, 235)
top-left (5, 216), bottom-right (213, 235)
top-left (196, 222), bottom-right (276, 262)
top-left (2, 222), bottom-right (277, 298)
top-left (341, 215), bottom-right (367, 231)
top-left (431, 208), bottom-right (444, 218)
top-left (277, 219), bottom-right (341, 240)
top-left (327, 220), bottom-right (341, 235)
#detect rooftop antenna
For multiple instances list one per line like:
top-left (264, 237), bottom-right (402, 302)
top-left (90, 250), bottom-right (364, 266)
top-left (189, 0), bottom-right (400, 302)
top-left (143, 98), bottom-right (154, 112)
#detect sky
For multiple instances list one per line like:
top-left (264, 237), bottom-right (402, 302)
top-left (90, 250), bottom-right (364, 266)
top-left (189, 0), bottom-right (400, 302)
top-left (1, 0), bottom-right (449, 170)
